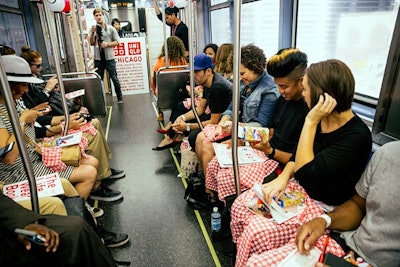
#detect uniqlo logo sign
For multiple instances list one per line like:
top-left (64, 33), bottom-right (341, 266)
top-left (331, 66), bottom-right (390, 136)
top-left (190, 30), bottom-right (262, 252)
top-left (114, 43), bottom-right (125, 56)
top-left (127, 42), bottom-right (141, 55)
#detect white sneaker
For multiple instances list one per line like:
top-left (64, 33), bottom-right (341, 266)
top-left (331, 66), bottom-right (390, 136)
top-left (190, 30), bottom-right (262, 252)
top-left (85, 202), bottom-right (104, 218)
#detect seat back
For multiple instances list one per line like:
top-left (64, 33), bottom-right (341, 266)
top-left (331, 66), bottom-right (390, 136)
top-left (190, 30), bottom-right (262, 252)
top-left (156, 68), bottom-right (189, 110)
top-left (62, 75), bottom-right (107, 117)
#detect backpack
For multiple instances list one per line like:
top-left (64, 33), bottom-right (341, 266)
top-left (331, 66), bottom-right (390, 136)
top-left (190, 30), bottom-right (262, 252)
top-left (184, 171), bottom-right (210, 210)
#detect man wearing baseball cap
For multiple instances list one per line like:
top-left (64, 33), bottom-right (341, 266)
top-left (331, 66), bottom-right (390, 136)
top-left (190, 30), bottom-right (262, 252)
top-left (171, 53), bottom-right (232, 150)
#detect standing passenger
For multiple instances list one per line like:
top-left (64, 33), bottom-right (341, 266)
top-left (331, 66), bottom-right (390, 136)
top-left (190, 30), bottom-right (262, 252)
top-left (111, 18), bottom-right (125, 38)
top-left (154, 2), bottom-right (189, 54)
top-left (89, 8), bottom-right (123, 103)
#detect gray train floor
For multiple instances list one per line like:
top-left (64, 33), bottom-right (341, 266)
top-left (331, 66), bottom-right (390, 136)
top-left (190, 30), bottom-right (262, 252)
top-left (90, 92), bottom-right (234, 267)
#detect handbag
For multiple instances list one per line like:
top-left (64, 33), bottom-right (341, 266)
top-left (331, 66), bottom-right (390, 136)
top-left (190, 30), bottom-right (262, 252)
top-left (180, 137), bottom-right (198, 179)
top-left (62, 196), bottom-right (97, 228)
top-left (48, 90), bottom-right (81, 116)
top-left (184, 171), bottom-right (210, 210)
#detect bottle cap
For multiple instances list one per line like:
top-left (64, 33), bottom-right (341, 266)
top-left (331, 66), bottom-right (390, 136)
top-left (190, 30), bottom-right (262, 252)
top-left (213, 207), bottom-right (218, 212)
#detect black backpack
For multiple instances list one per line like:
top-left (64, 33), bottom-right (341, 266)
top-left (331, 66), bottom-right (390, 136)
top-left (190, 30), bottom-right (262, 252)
top-left (184, 171), bottom-right (210, 210)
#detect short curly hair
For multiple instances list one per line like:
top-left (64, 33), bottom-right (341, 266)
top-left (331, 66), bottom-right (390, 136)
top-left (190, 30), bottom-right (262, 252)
top-left (241, 44), bottom-right (266, 75)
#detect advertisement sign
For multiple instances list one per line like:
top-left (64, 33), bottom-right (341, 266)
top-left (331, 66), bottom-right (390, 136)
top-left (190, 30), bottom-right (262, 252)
top-left (114, 37), bottom-right (149, 95)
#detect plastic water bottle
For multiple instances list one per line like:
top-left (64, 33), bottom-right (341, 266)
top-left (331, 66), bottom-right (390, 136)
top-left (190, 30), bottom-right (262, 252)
top-left (211, 207), bottom-right (221, 232)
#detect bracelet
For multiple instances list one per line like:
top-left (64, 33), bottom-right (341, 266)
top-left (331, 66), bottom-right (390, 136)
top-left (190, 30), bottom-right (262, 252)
top-left (181, 115), bottom-right (186, 122)
top-left (318, 214), bottom-right (332, 228)
top-left (267, 147), bottom-right (275, 159)
top-left (19, 121), bottom-right (26, 127)
top-left (186, 123), bottom-right (191, 132)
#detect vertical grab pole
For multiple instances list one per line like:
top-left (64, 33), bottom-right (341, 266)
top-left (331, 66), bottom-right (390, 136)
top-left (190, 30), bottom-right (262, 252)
top-left (232, 0), bottom-right (242, 197)
top-left (75, 0), bottom-right (89, 73)
top-left (42, 1), bottom-right (70, 135)
top-left (0, 56), bottom-right (40, 213)
top-left (161, 0), bottom-right (169, 68)
top-left (188, 0), bottom-right (202, 130)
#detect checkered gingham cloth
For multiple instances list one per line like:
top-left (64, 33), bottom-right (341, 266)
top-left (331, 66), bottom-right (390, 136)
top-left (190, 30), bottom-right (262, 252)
top-left (40, 121), bottom-right (98, 172)
top-left (231, 180), bottom-right (345, 267)
top-left (206, 149), bottom-right (279, 201)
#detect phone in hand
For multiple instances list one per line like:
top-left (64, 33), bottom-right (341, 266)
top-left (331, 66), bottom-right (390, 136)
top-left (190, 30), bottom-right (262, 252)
top-left (38, 108), bottom-right (50, 113)
top-left (0, 141), bottom-right (14, 157)
top-left (15, 228), bottom-right (46, 246)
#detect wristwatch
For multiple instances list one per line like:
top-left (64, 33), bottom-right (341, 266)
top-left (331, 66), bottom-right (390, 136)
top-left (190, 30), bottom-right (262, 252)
top-left (186, 123), bottom-right (191, 132)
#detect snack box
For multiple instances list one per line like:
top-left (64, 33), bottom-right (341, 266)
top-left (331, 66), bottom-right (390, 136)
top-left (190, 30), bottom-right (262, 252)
top-left (238, 125), bottom-right (269, 141)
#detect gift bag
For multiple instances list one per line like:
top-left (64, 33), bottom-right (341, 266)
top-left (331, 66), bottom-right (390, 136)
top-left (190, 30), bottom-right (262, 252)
top-left (180, 137), bottom-right (198, 179)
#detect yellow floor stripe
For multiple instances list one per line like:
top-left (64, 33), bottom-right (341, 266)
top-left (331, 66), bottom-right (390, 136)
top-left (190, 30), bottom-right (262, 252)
top-left (152, 102), bottom-right (221, 267)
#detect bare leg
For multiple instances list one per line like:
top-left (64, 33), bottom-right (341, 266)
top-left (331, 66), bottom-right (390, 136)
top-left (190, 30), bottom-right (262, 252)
top-left (68, 156), bottom-right (98, 199)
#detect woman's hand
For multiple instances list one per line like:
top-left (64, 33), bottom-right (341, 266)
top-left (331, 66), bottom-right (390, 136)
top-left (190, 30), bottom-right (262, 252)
top-left (21, 223), bottom-right (60, 252)
top-left (31, 103), bottom-right (51, 116)
top-left (219, 120), bottom-right (232, 134)
top-left (20, 109), bottom-right (40, 124)
top-left (68, 113), bottom-right (86, 129)
top-left (45, 76), bottom-right (58, 92)
top-left (306, 93), bottom-right (337, 124)
top-left (261, 176), bottom-right (288, 204)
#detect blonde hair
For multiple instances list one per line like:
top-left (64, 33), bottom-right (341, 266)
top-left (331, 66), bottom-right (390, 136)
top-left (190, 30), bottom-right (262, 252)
top-left (93, 8), bottom-right (103, 15)
top-left (214, 43), bottom-right (233, 74)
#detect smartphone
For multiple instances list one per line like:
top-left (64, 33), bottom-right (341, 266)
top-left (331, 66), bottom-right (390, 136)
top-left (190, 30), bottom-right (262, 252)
top-left (14, 228), bottom-right (46, 246)
top-left (0, 142), bottom-right (14, 157)
top-left (38, 108), bottom-right (50, 112)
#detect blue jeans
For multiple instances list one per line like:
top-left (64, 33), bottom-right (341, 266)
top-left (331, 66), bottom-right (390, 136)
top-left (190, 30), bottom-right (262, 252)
top-left (95, 59), bottom-right (122, 100)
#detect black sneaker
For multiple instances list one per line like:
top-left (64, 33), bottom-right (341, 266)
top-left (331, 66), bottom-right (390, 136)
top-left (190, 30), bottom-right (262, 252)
top-left (89, 184), bottom-right (123, 202)
top-left (97, 226), bottom-right (129, 248)
top-left (107, 168), bottom-right (126, 179)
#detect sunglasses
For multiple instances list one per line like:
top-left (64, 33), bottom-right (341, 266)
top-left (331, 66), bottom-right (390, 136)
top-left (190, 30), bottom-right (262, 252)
top-left (31, 63), bottom-right (42, 68)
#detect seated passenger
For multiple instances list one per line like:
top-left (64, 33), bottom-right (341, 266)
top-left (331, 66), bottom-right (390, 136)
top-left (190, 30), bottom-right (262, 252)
top-left (230, 59), bottom-right (372, 267)
top-left (0, 55), bottom-right (98, 200)
top-left (150, 36), bottom-right (188, 96)
top-left (205, 48), bottom-right (309, 203)
top-left (195, 44), bottom-right (279, 199)
top-left (19, 46), bottom-right (125, 202)
top-left (203, 43), bottom-right (218, 64)
top-left (246, 141), bottom-right (400, 267)
top-left (153, 53), bottom-right (232, 151)
top-left (214, 43), bottom-right (234, 82)
top-left (0, 193), bottom-right (117, 267)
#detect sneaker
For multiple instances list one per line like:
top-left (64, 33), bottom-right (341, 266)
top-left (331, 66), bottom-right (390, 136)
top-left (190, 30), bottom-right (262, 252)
top-left (117, 98), bottom-right (123, 104)
top-left (86, 204), bottom-right (104, 218)
top-left (89, 184), bottom-right (123, 202)
top-left (107, 168), bottom-right (126, 179)
top-left (97, 226), bottom-right (129, 248)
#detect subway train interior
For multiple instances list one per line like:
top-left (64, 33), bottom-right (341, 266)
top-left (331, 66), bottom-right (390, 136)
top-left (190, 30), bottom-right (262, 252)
top-left (0, 0), bottom-right (399, 266)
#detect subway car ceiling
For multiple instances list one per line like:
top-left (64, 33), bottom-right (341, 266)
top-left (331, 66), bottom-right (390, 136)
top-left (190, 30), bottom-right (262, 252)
top-left (0, 0), bottom-right (399, 145)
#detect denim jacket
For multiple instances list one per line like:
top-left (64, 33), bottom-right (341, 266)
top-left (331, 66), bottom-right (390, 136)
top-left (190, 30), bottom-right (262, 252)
top-left (222, 71), bottom-right (278, 127)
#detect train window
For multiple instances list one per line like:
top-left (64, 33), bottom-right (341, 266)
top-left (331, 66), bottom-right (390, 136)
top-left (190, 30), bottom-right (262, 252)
top-left (210, 0), bottom-right (279, 55)
top-left (0, 0), bottom-right (19, 8)
top-left (296, 0), bottom-right (400, 103)
top-left (0, 12), bottom-right (27, 52)
top-left (210, 0), bottom-right (228, 5)
top-left (211, 8), bottom-right (230, 44)
top-left (241, 0), bottom-right (279, 56)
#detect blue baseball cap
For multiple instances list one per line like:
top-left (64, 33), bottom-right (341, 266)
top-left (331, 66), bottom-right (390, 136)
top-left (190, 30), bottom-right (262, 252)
top-left (194, 53), bottom-right (214, 71)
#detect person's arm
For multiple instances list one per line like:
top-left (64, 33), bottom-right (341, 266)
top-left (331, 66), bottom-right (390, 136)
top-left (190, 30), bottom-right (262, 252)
top-left (261, 161), bottom-right (295, 203)
top-left (295, 93), bottom-right (336, 171)
top-left (89, 25), bottom-right (96, 46)
top-left (249, 91), bottom-right (277, 127)
top-left (296, 193), bottom-right (366, 255)
top-left (154, 0), bottom-right (163, 21)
